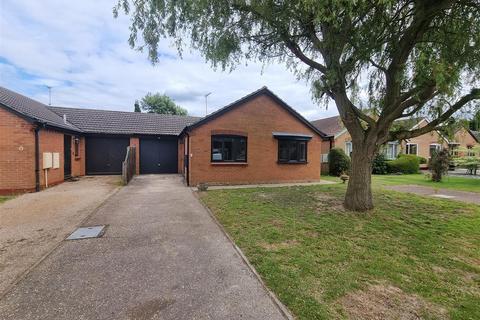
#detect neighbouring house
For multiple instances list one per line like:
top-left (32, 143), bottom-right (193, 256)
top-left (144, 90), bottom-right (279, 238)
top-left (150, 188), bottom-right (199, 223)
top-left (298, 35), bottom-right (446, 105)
top-left (311, 115), bottom-right (479, 170)
top-left (0, 86), bottom-right (329, 194)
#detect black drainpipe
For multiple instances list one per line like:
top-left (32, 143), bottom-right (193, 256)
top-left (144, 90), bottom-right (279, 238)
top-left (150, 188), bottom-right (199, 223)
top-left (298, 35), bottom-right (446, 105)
top-left (186, 132), bottom-right (190, 186)
top-left (34, 125), bottom-right (40, 192)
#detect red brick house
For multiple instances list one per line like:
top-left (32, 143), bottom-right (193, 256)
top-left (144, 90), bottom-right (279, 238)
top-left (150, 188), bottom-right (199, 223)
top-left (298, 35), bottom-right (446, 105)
top-left (0, 86), bottom-right (329, 194)
top-left (179, 87), bottom-right (330, 186)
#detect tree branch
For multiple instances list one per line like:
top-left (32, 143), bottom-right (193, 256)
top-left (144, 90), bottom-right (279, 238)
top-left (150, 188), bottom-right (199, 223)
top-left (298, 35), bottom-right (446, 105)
top-left (391, 88), bottom-right (480, 140)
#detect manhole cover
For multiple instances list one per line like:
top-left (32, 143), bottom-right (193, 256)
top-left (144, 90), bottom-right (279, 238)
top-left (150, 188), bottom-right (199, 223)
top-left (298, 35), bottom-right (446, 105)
top-left (431, 194), bottom-right (455, 199)
top-left (66, 225), bottom-right (106, 240)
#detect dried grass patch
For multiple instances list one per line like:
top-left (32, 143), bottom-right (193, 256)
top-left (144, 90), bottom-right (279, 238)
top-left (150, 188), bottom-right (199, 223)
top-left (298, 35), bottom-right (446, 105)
top-left (340, 283), bottom-right (448, 320)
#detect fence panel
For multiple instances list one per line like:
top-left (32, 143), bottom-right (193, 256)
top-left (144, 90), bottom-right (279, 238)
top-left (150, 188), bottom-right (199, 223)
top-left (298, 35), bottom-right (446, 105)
top-left (122, 146), bottom-right (136, 185)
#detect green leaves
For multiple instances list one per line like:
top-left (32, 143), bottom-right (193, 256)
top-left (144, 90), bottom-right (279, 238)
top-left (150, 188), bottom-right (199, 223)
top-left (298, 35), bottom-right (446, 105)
top-left (139, 92), bottom-right (188, 115)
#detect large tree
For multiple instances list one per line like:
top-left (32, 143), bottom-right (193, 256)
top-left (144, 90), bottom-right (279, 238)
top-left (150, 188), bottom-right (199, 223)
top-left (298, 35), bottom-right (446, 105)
top-left (115, 0), bottom-right (480, 211)
top-left (139, 93), bottom-right (188, 115)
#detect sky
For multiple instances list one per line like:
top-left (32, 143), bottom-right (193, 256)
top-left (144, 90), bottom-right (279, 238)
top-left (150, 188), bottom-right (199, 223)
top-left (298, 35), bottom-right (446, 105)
top-left (0, 0), bottom-right (339, 120)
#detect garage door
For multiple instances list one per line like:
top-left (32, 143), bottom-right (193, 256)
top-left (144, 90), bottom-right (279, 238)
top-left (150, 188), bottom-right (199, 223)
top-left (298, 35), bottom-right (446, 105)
top-left (140, 137), bottom-right (178, 174)
top-left (86, 137), bottom-right (130, 175)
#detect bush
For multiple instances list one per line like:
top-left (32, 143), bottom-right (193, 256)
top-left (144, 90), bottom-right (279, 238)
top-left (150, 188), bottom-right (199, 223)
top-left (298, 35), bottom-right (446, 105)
top-left (372, 153), bottom-right (388, 174)
top-left (386, 154), bottom-right (420, 174)
top-left (418, 156), bottom-right (427, 164)
top-left (328, 148), bottom-right (351, 176)
top-left (429, 149), bottom-right (450, 181)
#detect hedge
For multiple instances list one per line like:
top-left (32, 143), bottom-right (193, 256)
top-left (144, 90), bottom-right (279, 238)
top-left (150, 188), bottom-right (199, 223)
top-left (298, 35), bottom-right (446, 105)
top-left (386, 154), bottom-right (420, 174)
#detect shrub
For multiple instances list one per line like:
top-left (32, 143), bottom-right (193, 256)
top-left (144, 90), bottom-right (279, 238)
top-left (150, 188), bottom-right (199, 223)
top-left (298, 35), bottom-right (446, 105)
top-left (386, 154), bottom-right (420, 174)
top-left (418, 156), bottom-right (427, 164)
top-left (372, 153), bottom-right (388, 174)
top-left (429, 149), bottom-right (450, 181)
top-left (328, 148), bottom-right (351, 176)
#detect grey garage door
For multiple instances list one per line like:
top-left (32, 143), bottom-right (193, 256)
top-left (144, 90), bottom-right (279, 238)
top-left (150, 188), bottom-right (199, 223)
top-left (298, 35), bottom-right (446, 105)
top-left (140, 137), bottom-right (178, 174)
top-left (86, 137), bottom-right (130, 175)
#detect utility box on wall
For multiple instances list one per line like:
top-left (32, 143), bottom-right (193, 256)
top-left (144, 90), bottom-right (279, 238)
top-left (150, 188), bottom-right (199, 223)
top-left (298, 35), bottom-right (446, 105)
top-left (43, 152), bottom-right (53, 169)
top-left (53, 153), bottom-right (60, 169)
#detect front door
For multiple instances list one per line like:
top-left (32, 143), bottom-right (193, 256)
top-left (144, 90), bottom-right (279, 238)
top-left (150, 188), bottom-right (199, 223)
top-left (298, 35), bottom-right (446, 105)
top-left (64, 135), bottom-right (72, 179)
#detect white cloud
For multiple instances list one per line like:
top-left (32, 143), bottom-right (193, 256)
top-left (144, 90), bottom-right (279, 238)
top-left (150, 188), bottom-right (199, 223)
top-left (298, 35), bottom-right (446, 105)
top-left (0, 0), bottom-right (338, 120)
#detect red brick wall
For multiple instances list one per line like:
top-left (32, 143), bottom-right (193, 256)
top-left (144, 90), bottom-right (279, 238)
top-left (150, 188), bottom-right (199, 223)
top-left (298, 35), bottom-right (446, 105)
top-left (178, 137), bottom-right (185, 174)
top-left (129, 137), bottom-right (140, 175)
top-left (38, 129), bottom-right (64, 188)
top-left (187, 95), bottom-right (323, 186)
top-left (0, 107), bottom-right (36, 193)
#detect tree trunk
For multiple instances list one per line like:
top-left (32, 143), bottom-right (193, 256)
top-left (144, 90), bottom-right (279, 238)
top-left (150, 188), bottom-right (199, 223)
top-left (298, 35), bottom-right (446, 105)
top-left (344, 146), bottom-right (375, 211)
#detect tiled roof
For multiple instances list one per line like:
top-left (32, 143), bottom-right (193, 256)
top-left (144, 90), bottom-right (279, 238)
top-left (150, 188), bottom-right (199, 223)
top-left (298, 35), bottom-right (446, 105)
top-left (470, 130), bottom-right (480, 143)
top-left (311, 115), bottom-right (424, 136)
top-left (49, 106), bottom-right (201, 135)
top-left (310, 116), bottom-right (343, 136)
top-left (0, 86), bottom-right (80, 132)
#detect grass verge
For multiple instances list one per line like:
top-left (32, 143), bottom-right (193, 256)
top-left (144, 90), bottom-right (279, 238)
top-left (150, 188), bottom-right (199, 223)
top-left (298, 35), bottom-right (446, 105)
top-left (200, 184), bottom-right (480, 319)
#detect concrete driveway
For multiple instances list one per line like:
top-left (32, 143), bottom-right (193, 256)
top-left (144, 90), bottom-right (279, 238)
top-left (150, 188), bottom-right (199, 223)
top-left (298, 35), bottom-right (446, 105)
top-left (0, 176), bottom-right (120, 296)
top-left (0, 175), bottom-right (288, 320)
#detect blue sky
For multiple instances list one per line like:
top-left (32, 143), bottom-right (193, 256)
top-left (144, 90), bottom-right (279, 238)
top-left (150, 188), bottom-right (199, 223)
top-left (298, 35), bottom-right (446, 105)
top-left (0, 0), bottom-right (338, 119)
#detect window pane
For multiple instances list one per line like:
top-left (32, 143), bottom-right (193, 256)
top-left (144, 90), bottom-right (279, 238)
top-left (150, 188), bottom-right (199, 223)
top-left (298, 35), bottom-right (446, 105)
top-left (234, 138), bottom-right (246, 161)
top-left (279, 140), bottom-right (289, 161)
top-left (298, 142), bottom-right (306, 161)
top-left (212, 139), bottom-right (223, 161)
top-left (289, 141), bottom-right (298, 161)
top-left (411, 144), bottom-right (417, 155)
top-left (222, 138), bottom-right (233, 161)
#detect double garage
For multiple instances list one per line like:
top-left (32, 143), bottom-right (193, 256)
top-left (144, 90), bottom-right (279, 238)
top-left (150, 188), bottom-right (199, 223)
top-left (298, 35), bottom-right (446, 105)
top-left (85, 136), bottom-right (178, 175)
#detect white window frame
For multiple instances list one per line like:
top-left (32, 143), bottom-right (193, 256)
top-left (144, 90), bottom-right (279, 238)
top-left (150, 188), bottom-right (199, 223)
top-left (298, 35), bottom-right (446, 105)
top-left (405, 143), bottom-right (418, 156)
top-left (345, 141), bottom-right (352, 157)
top-left (385, 142), bottom-right (399, 160)
top-left (429, 143), bottom-right (442, 157)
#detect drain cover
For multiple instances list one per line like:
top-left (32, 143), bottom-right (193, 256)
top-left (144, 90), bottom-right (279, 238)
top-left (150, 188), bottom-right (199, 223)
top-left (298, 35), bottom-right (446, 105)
top-left (431, 194), bottom-right (455, 199)
top-left (67, 225), bottom-right (106, 240)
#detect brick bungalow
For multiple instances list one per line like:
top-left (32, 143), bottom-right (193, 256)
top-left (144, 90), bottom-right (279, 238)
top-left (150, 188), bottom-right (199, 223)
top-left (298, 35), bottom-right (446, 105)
top-left (0, 86), bottom-right (329, 194)
top-left (312, 115), bottom-right (480, 169)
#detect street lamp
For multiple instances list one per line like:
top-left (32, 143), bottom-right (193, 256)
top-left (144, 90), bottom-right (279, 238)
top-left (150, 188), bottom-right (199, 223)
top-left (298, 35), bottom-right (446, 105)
top-left (204, 92), bottom-right (212, 116)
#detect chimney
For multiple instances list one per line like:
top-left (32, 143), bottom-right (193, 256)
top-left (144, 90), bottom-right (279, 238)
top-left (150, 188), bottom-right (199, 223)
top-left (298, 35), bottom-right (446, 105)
top-left (63, 114), bottom-right (67, 124)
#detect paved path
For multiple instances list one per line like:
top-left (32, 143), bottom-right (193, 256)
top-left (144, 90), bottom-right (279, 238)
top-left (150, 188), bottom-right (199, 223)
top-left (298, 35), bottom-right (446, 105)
top-left (385, 184), bottom-right (480, 205)
top-left (0, 176), bottom-right (120, 296)
top-left (0, 175), bottom-right (288, 320)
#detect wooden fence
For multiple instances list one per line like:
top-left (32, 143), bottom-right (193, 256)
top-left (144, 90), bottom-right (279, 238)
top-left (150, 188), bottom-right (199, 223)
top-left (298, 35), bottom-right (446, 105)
top-left (122, 146), bottom-right (136, 185)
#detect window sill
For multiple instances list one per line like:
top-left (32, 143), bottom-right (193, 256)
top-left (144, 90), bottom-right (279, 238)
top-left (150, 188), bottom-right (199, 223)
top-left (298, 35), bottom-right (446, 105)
top-left (74, 156), bottom-right (81, 160)
top-left (210, 162), bottom-right (248, 166)
top-left (277, 161), bottom-right (308, 165)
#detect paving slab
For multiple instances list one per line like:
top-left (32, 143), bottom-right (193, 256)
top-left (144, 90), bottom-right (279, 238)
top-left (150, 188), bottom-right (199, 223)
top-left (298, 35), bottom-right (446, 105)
top-left (385, 184), bottom-right (480, 205)
top-left (0, 175), bottom-right (288, 320)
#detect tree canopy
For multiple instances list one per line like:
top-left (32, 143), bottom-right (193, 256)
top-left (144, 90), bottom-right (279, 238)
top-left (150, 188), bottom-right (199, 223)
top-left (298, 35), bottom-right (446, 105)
top-left (138, 93), bottom-right (188, 115)
top-left (115, 0), bottom-right (480, 211)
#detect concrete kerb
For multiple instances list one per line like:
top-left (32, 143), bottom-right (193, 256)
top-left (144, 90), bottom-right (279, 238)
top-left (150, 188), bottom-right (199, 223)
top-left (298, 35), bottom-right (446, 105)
top-left (190, 180), bottom-right (337, 192)
top-left (191, 189), bottom-right (295, 320)
top-left (0, 183), bottom-right (123, 300)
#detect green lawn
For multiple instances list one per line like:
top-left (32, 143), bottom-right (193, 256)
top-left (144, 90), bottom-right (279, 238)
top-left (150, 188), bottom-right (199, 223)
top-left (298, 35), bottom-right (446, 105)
top-left (323, 173), bottom-right (480, 193)
top-left (0, 196), bottom-right (13, 204)
top-left (200, 184), bottom-right (480, 320)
